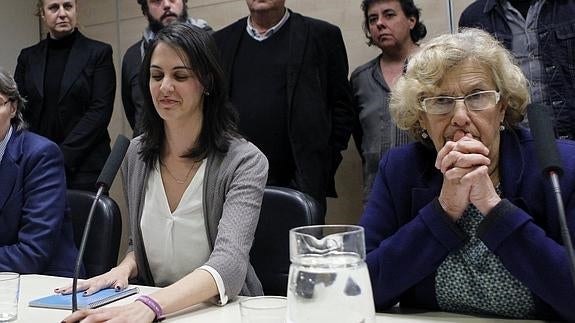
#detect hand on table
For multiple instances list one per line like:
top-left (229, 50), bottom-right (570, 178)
top-left (60, 301), bottom-right (156, 323)
top-left (55, 267), bottom-right (131, 296)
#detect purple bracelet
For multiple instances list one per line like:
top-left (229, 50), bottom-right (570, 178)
top-left (136, 295), bottom-right (165, 322)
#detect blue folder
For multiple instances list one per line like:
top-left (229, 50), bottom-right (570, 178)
top-left (28, 287), bottom-right (139, 310)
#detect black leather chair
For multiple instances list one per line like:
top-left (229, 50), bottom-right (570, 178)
top-left (250, 186), bottom-right (323, 296)
top-left (67, 190), bottom-right (122, 278)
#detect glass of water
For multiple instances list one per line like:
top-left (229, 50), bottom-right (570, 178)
top-left (287, 225), bottom-right (375, 323)
top-left (0, 272), bottom-right (19, 322)
top-left (240, 296), bottom-right (287, 323)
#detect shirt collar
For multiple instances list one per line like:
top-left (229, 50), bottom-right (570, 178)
top-left (246, 8), bottom-right (290, 42)
top-left (0, 126), bottom-right (13, 164)
top-left (489, 0), bottom-right (546, 13)
top-left (484, 0), bottom-right (500, 12)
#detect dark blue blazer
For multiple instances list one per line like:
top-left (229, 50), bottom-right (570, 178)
top-left (0, 130), bottom-right (78, 276)
top-left (359, 128), bottom-right (575, 321)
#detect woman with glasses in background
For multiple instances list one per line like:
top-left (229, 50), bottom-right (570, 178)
top-left (359, 28), bottom-right (575, 321)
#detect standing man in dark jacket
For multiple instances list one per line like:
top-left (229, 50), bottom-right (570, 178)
top-left (15, 0), bottom-right (116, 191)
top-left (214, 0), bottom-right (354, 216)
top-left (459, 0), bottom-right (575, 140)
top-left (122, 0), bottom-right (212, 136)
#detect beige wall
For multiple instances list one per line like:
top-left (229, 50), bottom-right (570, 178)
top-left (70, 0), bottom-right (475, 256)
top-left (0, 1), bottom-right (39, 74)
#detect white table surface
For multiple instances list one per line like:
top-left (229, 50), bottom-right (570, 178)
top-left (15, 275), bottom-right (548, 322)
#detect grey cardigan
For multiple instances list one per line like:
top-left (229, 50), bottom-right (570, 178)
top-left (121, 136), bottom-right (268, 298)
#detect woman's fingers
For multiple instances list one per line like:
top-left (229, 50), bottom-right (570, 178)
top-left (61, 308), bottom-right (115, 323)
top-left (61, 303), bottom-right (156, 323)
top-left (435, 141), bottom-right (456, 169)
top-left (61, 308), bottom-right (94, 322)
top-left (113, 279), bottom-right (129, 291)
top-left (452, 135), bottom-right (490, 155)
top-left (439, 151), bottom-right (491, 173)
top-left (83, 281), bottom-right (110, 296)
top-left (436, 136), bottom-right (490, 170)
top-left (55, 280), bottom-right (90, 295)
top-left (55, 272), bottom-right (123, 296)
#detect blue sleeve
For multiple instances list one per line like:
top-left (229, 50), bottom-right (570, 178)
top-left (0, 140), bottom-right (68, 273)
top-left (359, 153), bottom-right (466, 309)
top-left (478, 198), bottom-right (575, 321)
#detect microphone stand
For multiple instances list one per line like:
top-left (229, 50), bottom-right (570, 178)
top-left (69, 134), bottom-right (129, 312)
top-left (549, 171), bottom-right (575, 290)
top-left (71, 185), bottom-right (105, 312)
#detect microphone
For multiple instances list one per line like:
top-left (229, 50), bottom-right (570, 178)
top-left (526, 103), bottom-right (563, 177)
top-left (95, 135), bottom-right (131, 192)
top-left (71, 135), bottom-right (130, 312)
top-left (526, 103), bottom-right (575, 291)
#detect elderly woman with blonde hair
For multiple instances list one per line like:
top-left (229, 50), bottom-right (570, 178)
top-left (359, 28), bottom-right (575, 321)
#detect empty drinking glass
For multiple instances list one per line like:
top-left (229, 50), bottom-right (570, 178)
top-left (240, 296), bottom-right (287, 323)
top-left (0, 272), bottom-right (19, 322)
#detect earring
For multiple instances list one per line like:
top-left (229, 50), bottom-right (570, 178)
top-left (499, 122), bottom-right (505, 131)
top-left (203, 90), bottom-right (210, 96)
top-left (421, 130), bottom-right (429, 139)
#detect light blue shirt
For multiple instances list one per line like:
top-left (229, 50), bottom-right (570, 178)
top-left (0, 126), bottom-right (13, 164)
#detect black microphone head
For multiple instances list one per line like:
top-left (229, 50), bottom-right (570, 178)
top-left (526, 103), bottom-right (564, 177)
top-left (96, 135), bottom-right (131, 190)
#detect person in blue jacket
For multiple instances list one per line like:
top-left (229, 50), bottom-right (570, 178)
top-left (0, 68), bottom-right (78, 276)
top-left (359, 28), bottom-right (575, 321)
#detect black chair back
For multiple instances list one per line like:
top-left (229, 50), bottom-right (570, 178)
top-left (67, 190), bottom-right (122, 278)
top-left (250, 186), bottom-right (323, 296)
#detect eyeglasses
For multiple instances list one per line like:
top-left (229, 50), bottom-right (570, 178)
top-left (420, 90), bottom-right (501, 115)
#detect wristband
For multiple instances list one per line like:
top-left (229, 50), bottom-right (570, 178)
top-left (136, 295), bottom-right (165, 322)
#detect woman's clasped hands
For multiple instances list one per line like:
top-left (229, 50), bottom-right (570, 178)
top-left (436, 133), bottom-right (501, 220)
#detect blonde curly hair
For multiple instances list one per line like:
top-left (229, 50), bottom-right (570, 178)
top-left (390, 28), bottom-right (530, 142)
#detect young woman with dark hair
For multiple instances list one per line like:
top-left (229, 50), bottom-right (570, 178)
top-left (60, 23), bottom-right (269, 323)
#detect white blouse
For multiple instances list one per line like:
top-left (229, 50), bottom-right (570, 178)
top-left (141, 160), bottom-right (227, 303)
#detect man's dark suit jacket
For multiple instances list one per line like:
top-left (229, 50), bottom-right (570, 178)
top-left (15, 31), bottom-right (115, 189)
top-left (121, 40), bottom-right (144, 134)
top-left (0, 129), bottom-right (78, 276)
top-left (214, 11), bottom-right (354, 207)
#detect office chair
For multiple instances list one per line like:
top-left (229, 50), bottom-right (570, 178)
top-left (67, 190), bottom-right (122, 278)
top-left (250, 186), bottom-right (323, 296)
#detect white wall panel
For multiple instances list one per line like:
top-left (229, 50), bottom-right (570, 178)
top-left (0, 1), bottom-right (39, 74)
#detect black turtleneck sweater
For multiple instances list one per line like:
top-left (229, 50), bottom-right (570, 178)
top-left (39, 29), bottom-right (78, 143)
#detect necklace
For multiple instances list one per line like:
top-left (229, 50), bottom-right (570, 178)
top-left (160, 159), bottom-right (196, 184)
